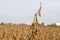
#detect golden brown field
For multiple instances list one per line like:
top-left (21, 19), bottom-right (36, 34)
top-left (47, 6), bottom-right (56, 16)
top-left (0, 23), bottom-right (60, 40)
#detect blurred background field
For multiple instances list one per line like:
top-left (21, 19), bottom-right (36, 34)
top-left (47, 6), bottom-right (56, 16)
top-left (0, 23), bottom-right (60, 40)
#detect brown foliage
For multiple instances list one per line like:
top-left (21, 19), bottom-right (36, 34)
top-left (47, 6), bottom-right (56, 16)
top-left (0, 24), bottom-right (60, 40)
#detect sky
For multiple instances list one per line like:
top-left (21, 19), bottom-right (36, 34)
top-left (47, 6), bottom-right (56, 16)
top-left (0, 0), bottom-right (60, 24)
